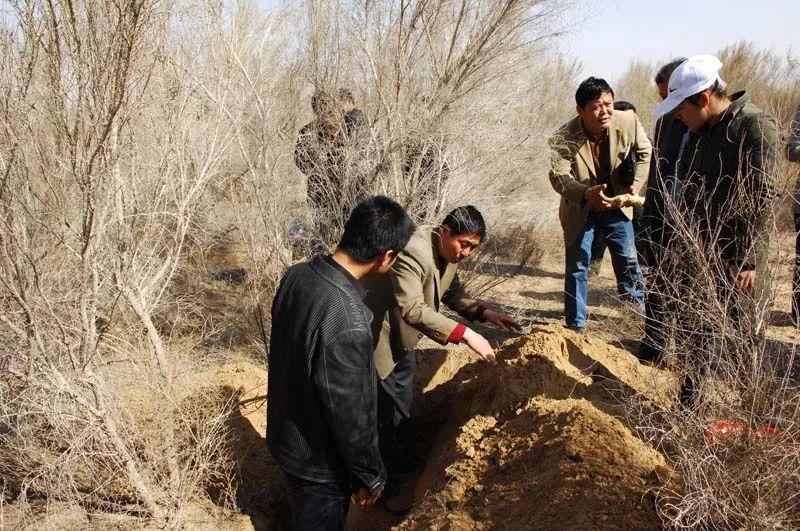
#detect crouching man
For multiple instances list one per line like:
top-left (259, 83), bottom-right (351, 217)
top-left (548, 77), bottom-right (652, 332)
top-left (267, 196), bottom-right (415, 530)
top-left (365, 206), bottom-right (520, 489)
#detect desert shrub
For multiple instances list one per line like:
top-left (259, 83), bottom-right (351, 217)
top-left (461, 221), bottom-right (547, 297)
top-left (0, 0), bottom-right (583, 525)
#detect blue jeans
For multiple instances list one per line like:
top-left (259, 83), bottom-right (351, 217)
top-left (564, 210), bottom-right (644, 330)
top-left (284, 472), bottom-right (351, 531)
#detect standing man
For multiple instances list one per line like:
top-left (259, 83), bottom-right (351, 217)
top-left (294, 89), bottom-right (375, 250)
top-left (365, 206), bottom-right (520, 485)
top-left (548, 77), bottom-right (652, 333)
top-left (652, 55), bottom-right (779, 404)
top-left (788, 102), bottom-right (800, 324)
top-left (636, 58), bottom-right (689, 363)
top-left (267, 196), bottom-right (415, 530)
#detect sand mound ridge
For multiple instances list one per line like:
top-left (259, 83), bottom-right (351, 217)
top-left (390, 325), bottom-right (676, 530)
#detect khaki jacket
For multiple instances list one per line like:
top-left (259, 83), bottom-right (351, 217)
top-left (548, 110), bottom-right (652, 246)
top-left (364, 229), bottom-right (483, 379)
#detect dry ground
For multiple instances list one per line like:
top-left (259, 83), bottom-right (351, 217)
top-left (5, 230), bottom-right (799, 530)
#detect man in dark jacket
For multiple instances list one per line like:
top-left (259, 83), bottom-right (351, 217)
top-left (294, 89), bottom-right (375, 250)
top-left (637, 58), bottom-right (689, 363)
top-left (787, 102), bottom-right (800, 323)
top-left (653, 55), bottom-right (779, 404)
top-left (267, 196), bottom-right (415, 530)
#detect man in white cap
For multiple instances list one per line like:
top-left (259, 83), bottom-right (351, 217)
top-left (653, 55), bottom-right (779, 405)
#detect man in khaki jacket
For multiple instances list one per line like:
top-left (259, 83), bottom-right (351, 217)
top-left (364, 206), bottom-right (520, 483)
top-left (549, 77), bottom-right (652, 332)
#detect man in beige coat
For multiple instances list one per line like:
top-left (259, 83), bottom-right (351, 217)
top-left (364, 206), bottom-right (519, 484)
top-left (549, 77), bottom-right (652, 332)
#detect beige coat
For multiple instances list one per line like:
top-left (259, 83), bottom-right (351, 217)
top-left (548, 109), bottom-right (652, 246)
top-left (364, 229), bottom-right (483, 379)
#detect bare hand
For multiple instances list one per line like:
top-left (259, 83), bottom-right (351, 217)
top-left (728, 265), bottom-right (756, 291)
top-left (482, 309), bottom-right (522, 331)
top-left (463, 328), bottom-right (496, 364)
top-left (584, 184), bottom-right (614, 211)
top-left (621, 185), bottom-right (637, 196)
top-left (352, 487), bottom-right (380, 507)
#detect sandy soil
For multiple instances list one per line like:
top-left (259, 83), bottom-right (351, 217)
top-left (7, 235), bottom-right (799, 530)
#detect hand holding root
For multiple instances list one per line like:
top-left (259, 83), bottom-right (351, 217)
top-left (609, 193), bottom-right (645, 209)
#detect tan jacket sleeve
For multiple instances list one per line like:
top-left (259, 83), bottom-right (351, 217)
top-left (548, 133), bottom-right (588, 204)
top-left (390, 252), bottom-right (459, 345)
top-left (633, 116), bottom-right (652, 193)
top-left (441, 272), bottom-right (483, 321)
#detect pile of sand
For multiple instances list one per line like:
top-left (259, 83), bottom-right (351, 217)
top-left (389, 325), bottom-right (677, 530)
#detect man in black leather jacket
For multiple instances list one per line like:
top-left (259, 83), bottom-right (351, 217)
top-left (267, 196), bottom-right (415, 530)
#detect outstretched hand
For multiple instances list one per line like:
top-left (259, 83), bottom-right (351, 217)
top-left (584, 184), bottom-right (614, 211)
top-left (482, 308), bottom-right (522, 332)
top-left (463, 328), bottom-right (496, 364)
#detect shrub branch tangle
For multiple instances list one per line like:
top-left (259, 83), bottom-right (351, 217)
top-left (616, 47), bottom-right (800, 528)
top-left (0, 0), bottom-right (577, 524)
top-left (0, 0), bottom-right (241, 523)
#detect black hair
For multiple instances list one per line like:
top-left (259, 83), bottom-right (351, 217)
top-left (654, 57), bottom-right (687, 85)
top-left (338, 196), bottom-right (415, 264)
top-left (685, 79), bottom-right (727, 107)
top-left (311, 90), bottom-right (336, 116)
top-left (575, 77), bottom-right (614, 109)
top-left (441, 206), bottom-right (486, 240)
top-left (613, 100), bottom-right (636, 113)
top-left (337, 88), bottom-right (355, 104)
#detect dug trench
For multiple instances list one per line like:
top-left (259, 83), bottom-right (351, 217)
top-left (221, 324), bottom-right (678, 530)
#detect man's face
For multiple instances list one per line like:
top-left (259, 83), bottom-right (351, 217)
top-left (674, 93), bottom-right (710, 133)
top-left (437, 227), bottom-right (482, 264)
top-left (339, 98), bottom-right (355, 114)
top-left (577, 91), bottom-right (614, 135)
top-left (657, 82), bottom-right (669, 101)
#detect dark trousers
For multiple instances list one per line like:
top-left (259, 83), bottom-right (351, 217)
top-left (284, 472), bottom-right (350, 531)
top-left (641, 226), bottom-right (674, 360)
top-left (793, 213), bottom-right (800, 321)
top-left (377, 349), bottom-right (415, 475)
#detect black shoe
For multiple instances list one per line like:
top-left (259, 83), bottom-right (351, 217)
top-left (636, 342), bottom-right (663, 364)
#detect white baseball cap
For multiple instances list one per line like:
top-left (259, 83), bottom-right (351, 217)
top-left (653, 55), bottom-right (726, 118)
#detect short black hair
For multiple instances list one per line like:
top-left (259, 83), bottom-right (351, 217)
top-left (575, 77), bottom-right (614, 109)
top-left (613, 100), bottom-right (636, 113)
top-left (338, 196), bottom-right (415, 264)
top-left (441, 206), bottom-right (486, 240)
top-left (337, 88), bottom-right (355, 104)
top-left (311, 89), bottom-right (336, 116)
top-left (654, 57), bottom-right (687, 85)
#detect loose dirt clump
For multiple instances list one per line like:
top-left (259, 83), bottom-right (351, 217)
top-left (392, 325), bottom-right (676, 530)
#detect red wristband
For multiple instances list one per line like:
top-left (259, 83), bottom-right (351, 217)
top-left (447, 323), bottom-right (467, 344)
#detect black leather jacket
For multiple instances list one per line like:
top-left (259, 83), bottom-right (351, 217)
top-left (267, 256), bottom-right (386, 495)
